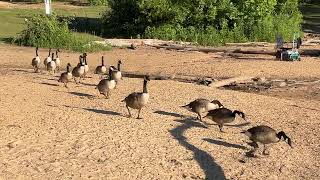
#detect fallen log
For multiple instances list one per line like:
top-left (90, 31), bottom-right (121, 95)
top-left (209, 76), bottom-right (255, 88)
top-left (232, 49), bottom-right (276, 56)
top-left (225, 42), bottom-right (270, 47)
top-left (122, 71), bottom-right (214, 85)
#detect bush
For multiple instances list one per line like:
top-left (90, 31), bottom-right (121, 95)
top-left (87, 0), bottom-right (107, 6)
top-left (103, 0), bottom-right (303, 45)
top-left (15, 14), bottom-right (110, 52)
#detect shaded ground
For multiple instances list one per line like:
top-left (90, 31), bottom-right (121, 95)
top-left (301, 4), bottom-right (320, 34)
top-left (0, 44), bottom-right (319, 179)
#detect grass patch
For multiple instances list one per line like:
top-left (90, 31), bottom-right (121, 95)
top-left (0, 4), bottom-right (106, 40)
top-left (14, 13), bottom-right (110, 52)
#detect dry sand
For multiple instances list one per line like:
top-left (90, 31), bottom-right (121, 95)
top-left (0, 44), bottom-right (319, 179)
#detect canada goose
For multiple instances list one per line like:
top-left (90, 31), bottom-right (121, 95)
top-left (122, 75), bottom-right (150, 119)
top-left (111, 60), bottom-right (123, 82)
top-left (94, 56), bottom-right (107, 78)
top-left (242, 125), bottom-right (292, 156)
top-left (53, 49), bottom-right (61, 71)
top-left (181, 99), bottom-right (223, 121)
top-left (96, 67), bottom-right (116, 98)
top-left (204, 108), bottom-right (246, 132)
top-left (47, 53), bottom-right (57, 74)
top-left (83, 53), bottom-right (89, 78)
top-left (43, 48), bottom-right (52, 69)
top-left (72, 55), bottom-right (85, 84)
top-left (31, 47), bottom-right (41, 73)
top-left (58, 63), bottom-right (72, 88)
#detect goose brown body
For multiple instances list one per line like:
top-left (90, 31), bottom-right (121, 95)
top-left (53, 49), bottom-right (61, 71)
top-left (83, 53), bottom-right (89, 78)
top-left (96, 67), bottom-right (116, 98)
top-left (31, 47), bottom-right (41, 72)
top-left (182, 99), bottom-right (223, 120)
top-left (72, 55), bottom-right (85, 84)
top-left (47, 53), bottom-right (56, 74)
top-left (58, 63), bottom-right (72, 88)
top-left (43, 48), bottom-right (52, 69)
top-left (111, 60), bottom-right (122, 82)
top-left (205, 108), bottom-right (246, 131)
top-left (242, 125), bottom-right (292, 155)
top-left (95, 56), bottom-right (107, 77)
top-left (123, 75), bottom-right (150, 119)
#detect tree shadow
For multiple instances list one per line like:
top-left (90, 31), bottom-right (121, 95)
top-left (69, 91), bottom-right (95, 98)
top-left (83, 108), bottom-right (121, 116)
top-left (40, 82), bottom-right (59, 87)
top-left (169, 118), bottom-right (226, 179)
top-left (202, 138), bottom-right (247, 150)
top-left (154, 110), bottom-right (185, 118)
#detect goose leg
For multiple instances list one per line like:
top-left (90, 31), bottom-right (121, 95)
top-left (262, 144), bottom-right (269, 155)
top-left (247, 141), bottom-right (259, 157)
top-left (73, 77), bottom-right (78, 84)
top-left (107, 91), bottom-right (110, 99)
top-left (137, 109), bottom-right (142, 119)
top-left (126, 105), bottom-right (132, 118)
top-left (218, 124), bottom-right (224, 132)
top-left (197, 113), bottom-right (202, 121)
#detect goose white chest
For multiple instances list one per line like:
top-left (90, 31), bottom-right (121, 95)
top-left (207, 103), bottom-right (220, 111)
top-left (140, 93), bottom-right (149, 105)
top-left (35, 56), bottom-right (41, 63)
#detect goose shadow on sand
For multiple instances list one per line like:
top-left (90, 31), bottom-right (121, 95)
top-left (83, 108), bottom-right (121, 116)
top-left (202, 138), bottom-right (247, 150)
top-left (169, 118), bottom-right (226, 180)
top-left (154, 110), bottom-right (185, 118)
top-left (40, 82), bottom-right (60, 87)
top-left (69, 91), bottom-right (95, 98)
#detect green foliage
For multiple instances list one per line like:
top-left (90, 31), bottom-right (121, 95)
top-left (87, 0), bottom-right (107, 6)
top-left (103, 0), bottom-right (303, 45)
top-left (14, 14), bottom-right (110, 52)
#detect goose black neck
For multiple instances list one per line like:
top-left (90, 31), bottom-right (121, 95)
top-left (102, 57), bottom-right (104, 66)
top-left (276, 131), bottom-right (292, 147)
top-left (56, 51), bottom-right (59, 58)
top-left (51, 53), bottom-right (54, 59)
top-left (48, 49), bottom-right (51, 56)
top-left (36, 48), bottom-right (38, 56)
top-left (67, 65), bottom-right (70, 72)
top-left (117, 62), bottom-right (121, 71)
top-left (108, 68), bottom-right (113, 80)
top-left (143, 79), bottom-right (148, 93)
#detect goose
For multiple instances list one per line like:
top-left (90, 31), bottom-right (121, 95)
top-left (43, 48), bottom-right (52, 69)
top-left (122, 75), bottom-right (150, 119)
top-left (83, 53), bottom-right (89, 78)
top-left (72, 55), bottom-right (85, 84)
top-left (94, 56), bottom-right (107, 78)
top-left (204, 108), bottom-right (246, 132)
top-left (31, 47), bottom-right (41, 73)
top-left (58, 63), bottom-right (72, 88)
top-left (53, 49), bottom-right (61, 71)
top-left (96, 67), bottom-right (116, 99)
top-left (242, 125), bottom-right (292, 156)
top-left (111, 60), bottom-right (123, 82)
top-left (46, 53), bottom-right (57, 74)
top-left (181, 99), bottom-right (223, 121)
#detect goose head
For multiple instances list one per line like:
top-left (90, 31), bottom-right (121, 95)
top-left (210, 100), bottom-right (223, 108)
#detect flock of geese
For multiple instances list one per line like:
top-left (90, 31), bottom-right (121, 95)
top-left (31, 47), bottom-right (292, 157)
